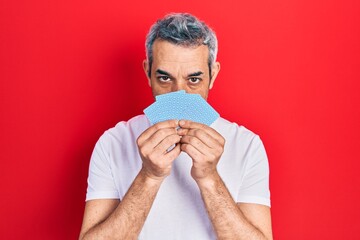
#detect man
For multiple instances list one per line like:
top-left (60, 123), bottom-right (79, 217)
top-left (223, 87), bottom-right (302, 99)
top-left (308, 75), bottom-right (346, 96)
top-left (79, 13), bottom-right (272, 239)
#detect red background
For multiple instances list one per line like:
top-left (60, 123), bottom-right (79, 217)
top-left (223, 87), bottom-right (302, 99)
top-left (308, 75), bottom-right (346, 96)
top-left (1, 0), bottom-right (359, 239)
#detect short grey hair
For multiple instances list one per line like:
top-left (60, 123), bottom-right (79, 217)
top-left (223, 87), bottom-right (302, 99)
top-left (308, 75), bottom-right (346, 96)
top-left (145, 13), bottom-right (218, 77)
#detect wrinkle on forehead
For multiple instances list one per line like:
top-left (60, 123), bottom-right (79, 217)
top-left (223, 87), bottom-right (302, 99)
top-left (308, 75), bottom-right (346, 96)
top-left (153, 40), bottom-right (209, 63)
top-left (152, 40), bottom-right (209, 77)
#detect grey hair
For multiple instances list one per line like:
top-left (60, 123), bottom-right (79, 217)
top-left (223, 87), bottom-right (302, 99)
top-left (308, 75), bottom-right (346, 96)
top-left (145, 13), bottom-right (218, 77)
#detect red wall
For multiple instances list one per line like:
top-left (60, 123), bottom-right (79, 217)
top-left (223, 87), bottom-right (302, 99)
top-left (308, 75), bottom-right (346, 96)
top-left (1, 0), bottom-right (359, 239)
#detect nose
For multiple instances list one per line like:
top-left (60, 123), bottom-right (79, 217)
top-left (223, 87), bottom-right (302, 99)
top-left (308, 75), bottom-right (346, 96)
top-left (171, 80), bottom-right (187, 92)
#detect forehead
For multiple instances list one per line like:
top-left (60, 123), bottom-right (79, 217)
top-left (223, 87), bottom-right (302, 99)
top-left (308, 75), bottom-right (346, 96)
top-left (152, 40), bottom-right (209, 66)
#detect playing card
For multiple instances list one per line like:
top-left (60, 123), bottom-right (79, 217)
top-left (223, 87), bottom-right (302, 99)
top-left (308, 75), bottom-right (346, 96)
top-left (181, 94), bottom-right (219, 126)
top-left (155, 90), bottom-right (186, 102)
top-left (144, 90), bottom-right (219, 126)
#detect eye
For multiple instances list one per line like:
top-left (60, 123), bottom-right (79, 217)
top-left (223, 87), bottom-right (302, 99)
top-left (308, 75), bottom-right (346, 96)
top-left (158, 76), bottom-right (171, 82)
top-left (188, 77), bottom-right (201, 84)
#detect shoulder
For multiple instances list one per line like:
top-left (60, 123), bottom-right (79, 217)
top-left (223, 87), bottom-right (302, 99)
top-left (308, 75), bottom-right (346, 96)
top-left (213, 117), bottom-right (261, 144)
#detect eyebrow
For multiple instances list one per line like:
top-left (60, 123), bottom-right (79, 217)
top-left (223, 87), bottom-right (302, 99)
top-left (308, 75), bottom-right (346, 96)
top-left (188, 71), bottom-right (204, 77)
top-left (155, 69), bottom-right (172, 77)
top-left (156, 69), bottom-right (204, 77)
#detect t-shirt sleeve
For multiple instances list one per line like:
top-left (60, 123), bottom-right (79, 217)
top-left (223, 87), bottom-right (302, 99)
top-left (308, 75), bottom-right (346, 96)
top-left (85, 133), bottom-right (119, 201)
top-left (237, 135), bottom-right (271, 207)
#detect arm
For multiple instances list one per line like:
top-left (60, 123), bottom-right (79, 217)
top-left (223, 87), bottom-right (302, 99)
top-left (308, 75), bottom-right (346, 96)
top-left (178, 120), bottom-right (272, 240)
top-left (79, 168), bottom-right (163, 240)
top-left (79, 120), bottom-right (181, 240)
top-left (197, 174), bottom-right (272, 239)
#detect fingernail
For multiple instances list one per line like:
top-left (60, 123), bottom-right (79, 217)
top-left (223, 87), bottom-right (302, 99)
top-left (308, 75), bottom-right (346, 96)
top-left (179, 120), bottom-right (185, 126)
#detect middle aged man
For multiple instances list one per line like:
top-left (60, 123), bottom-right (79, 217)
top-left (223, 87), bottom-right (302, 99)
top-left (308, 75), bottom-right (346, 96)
top-left (80, 13), bottom-right (272, 239)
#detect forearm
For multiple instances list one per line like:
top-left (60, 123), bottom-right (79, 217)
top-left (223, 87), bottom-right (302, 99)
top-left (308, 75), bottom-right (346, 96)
top-left (197, 173), bottom-right (268, 240)
top-left (82, 168), bottom-right (163, 240)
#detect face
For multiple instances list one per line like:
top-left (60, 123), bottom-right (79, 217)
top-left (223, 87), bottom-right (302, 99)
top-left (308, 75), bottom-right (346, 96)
top-left (143, 40), bottom-right (220, 100)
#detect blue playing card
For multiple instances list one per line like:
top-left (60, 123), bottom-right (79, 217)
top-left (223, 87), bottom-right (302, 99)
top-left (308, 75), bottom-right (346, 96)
top-left (155, 90), bottom-right (186, 102)
top-left (144, 91), bottom-right (187, 125)
top-left (181, 94), bottom-right (219, 126)
top-left (143, 101), bottom-right (174, 124)
top-left (144, 90), bottom-right (219, 126)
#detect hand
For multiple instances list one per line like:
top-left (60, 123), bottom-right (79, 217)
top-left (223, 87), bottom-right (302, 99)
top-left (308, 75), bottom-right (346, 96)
top-left (137, 120), bottom-right (181, 181)
top-left (177, 120), bottom-right (225, 183)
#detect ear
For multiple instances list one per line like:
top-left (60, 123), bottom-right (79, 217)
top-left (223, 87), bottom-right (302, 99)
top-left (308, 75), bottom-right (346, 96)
top-left (143, 59), bottom-right (151, 87)
top-left (209, 61), bottom-right (220, 89)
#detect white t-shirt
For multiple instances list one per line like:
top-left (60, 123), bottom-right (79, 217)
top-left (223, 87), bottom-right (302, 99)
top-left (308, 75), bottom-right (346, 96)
top-left (86, 115), bottom-right (270, 239)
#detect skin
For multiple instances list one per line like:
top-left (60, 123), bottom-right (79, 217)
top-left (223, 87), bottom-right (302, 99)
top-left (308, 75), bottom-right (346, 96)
top-left (79, 39), bottom-right (273, 239)
top-left (145, 40), bottom-right (219, 99)
top-left (177, 120), bottom-right (272, 239)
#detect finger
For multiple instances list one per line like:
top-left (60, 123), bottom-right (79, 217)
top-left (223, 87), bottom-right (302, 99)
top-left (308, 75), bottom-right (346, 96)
top-left (140, 128), bottom-right (177, 150)
top-left (180, 135), bottom-right (211, 155)
top-left (164, 143), bottom-right (181, 161)
top-left (138, 120), bottom-right (179, 145)
top-left (176, 127), bottom-right (189, 136)
top-left (178, 120), bottom-right (224, 144)
top-left (180, 128), bottom-right (218, 149)
top-left (178, 120), bottom-right (207, 130)
top-left (154, 133), bottom-right (182, 155)
top-left (181, 143), bottom-right (202, 161)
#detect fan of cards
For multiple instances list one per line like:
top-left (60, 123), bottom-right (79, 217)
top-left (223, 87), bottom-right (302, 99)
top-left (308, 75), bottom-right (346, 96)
top-left (144, 90), bottom-right (219, 126)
